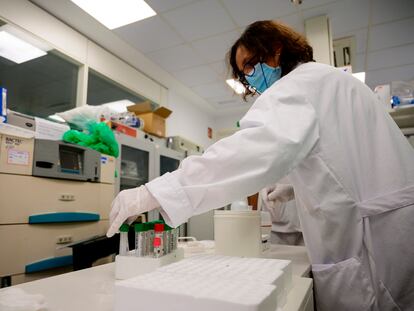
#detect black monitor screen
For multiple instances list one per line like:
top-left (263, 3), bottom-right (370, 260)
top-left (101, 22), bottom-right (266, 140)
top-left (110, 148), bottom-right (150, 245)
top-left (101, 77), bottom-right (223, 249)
top-left (59, 147), bottom-right (82, 174)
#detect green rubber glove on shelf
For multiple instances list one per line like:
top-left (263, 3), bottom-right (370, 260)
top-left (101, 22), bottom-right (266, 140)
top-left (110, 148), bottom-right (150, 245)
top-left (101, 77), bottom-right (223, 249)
top-left (63, 122), bottom-right (119, 157)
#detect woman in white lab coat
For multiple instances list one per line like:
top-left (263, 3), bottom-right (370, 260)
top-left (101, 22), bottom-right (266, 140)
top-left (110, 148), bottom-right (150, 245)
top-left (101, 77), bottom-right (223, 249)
top-left (107, 21), bottom-right (414, 310)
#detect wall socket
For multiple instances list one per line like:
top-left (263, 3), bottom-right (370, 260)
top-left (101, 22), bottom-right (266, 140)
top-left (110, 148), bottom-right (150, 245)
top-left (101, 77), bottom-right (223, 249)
top-left (56, 235), bottom-right (73, 244)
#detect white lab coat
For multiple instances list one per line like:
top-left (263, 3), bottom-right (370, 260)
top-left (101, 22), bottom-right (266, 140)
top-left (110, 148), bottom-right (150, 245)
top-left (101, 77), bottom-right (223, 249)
top-left (147, 62), bottom-right (414, 310)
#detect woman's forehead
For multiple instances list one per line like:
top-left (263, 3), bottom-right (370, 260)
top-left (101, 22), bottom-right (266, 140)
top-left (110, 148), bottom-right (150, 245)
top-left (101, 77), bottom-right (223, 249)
top-left (235, 45), bottom-right (252, 70)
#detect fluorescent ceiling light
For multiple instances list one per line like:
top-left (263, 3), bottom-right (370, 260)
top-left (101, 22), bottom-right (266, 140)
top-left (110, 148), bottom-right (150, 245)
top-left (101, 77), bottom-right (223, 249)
top-left (352, 72), bottom-right (366, 83)
top-left (226, 79), bottom-right (246, 95)
top-left (103, 99), bottom-right (135, 113)
top-left (48, 114), bottom-right (66, 123)
top-left (0, 30), bottom-right (47, 64)
top-left (71, 0), bottom-right (156, 29)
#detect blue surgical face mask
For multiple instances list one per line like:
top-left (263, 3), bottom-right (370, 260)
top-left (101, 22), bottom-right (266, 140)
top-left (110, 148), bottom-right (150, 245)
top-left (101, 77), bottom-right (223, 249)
top-left (245, 63), bottom-right (282, 94)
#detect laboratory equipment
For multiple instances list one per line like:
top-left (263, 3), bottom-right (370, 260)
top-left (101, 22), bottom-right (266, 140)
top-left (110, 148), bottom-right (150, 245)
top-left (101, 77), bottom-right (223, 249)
top-left (0, 125), bottom-right (34, 175)
top-left (6, 110), bottom-right (36, 131)
top-left (167, 135), bottom-right (204, 156)
top-left (32, 139), bottom-right (100, 182)
top-left (119, 224), bottom-right (129, 256)
top-left (153, 223), bottom-right (164, 258)
top-left (214, 210), bottom-right (262, 257)
top-left (134, 223), bottom-right (145, 257)
top-left (115, 255), bottom-right (294, 311)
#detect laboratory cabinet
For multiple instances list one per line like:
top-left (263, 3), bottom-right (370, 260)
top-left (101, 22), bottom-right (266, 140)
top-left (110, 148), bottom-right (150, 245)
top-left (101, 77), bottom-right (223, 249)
top-left (0, 174), bottom-right (114, 225)
top-left (0, 221), bottom-right (109, 277)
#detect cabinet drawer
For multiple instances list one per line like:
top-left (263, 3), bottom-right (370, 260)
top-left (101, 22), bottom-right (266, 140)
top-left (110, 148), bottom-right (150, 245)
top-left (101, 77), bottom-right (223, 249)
top-left (0, 174), bottom-right (114, 224)
top-left (0, 221), bottom-right (109, 276)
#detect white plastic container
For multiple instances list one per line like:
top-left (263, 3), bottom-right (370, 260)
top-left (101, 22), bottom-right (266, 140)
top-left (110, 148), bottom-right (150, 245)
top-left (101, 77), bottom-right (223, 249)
top-left (214, 210), bottom-right (262, 257)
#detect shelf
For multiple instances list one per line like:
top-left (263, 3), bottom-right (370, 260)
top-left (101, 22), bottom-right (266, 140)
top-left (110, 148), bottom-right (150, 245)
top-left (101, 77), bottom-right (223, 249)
top-left (389, 105), bottom-right (414, 129)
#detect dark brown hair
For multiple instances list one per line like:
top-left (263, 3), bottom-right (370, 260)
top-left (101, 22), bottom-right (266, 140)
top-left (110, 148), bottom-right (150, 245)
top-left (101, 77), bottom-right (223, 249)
top-left (228, 20), bottom-right (314, 100)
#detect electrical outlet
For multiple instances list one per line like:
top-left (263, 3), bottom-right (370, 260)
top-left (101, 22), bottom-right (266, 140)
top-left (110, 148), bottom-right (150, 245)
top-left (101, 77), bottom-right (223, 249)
top-left (56, 235), bottom-right (73, 244)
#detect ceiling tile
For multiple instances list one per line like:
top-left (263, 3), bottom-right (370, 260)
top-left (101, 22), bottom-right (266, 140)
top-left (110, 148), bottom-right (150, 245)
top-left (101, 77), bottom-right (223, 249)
top-left (367, 43), bottom-right (414, 71)
top-left (192, 81), bottom-right (234, 99)
top-left (146, 44), bottom-right (204, 71)
top-left (369, 17), bottom-right (414, 51)
top-left (298, 0), bottom-right (337, 10)
top-left (209, 60), bottom-right (230, 78)
top-left (173, 65), bottom-right (220, 87)
top-left (302, 0), bottom-right (370, 35)
top-left (114, 16), bottom-right (184, 53)
top-left (221, 0), bottom-right (297, 27)
top-left (145, 0), bottom-right (196, 13)
top-left (278, 13), bottom-right (305, 34)
top-left (191, 30), bottom-right (240, 63)
top-left (371, 0), bottom-right (414, 25)
top-left (162, 0), bottom-right (236, 42)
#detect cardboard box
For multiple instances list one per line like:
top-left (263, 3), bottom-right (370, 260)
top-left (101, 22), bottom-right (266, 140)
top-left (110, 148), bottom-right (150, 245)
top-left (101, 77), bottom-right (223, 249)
top-left (100, 154), bottom-right (115, 184)
top-left (128, 101), bottom-right (172, 138)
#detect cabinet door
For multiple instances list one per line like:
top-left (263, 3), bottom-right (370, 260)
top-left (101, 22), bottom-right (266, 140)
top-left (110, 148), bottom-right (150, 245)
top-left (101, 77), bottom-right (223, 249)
top-left (120, 144), bottom-right (150, 191)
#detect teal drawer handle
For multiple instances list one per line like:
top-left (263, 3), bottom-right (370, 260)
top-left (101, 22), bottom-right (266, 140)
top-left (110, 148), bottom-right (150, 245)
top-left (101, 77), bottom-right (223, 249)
top-left (28, 212), bottom-right (100, 224)
top-left (25, 255), bottom-right (73, 273)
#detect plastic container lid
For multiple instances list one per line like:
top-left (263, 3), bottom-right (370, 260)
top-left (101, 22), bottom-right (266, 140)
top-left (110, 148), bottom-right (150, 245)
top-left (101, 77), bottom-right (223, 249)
top-left (134, 223), bottom-right (146, 232)
top-left (119, 224), bottom-right (129, 232)
top-left (154, 223), bottom-right (165, 232)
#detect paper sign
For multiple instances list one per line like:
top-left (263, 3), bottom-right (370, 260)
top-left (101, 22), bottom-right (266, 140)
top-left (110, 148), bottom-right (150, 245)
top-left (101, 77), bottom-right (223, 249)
top-left (7, 149), bottom-right (29, 165)
top-left (35, 117), bottom-right (70, 140)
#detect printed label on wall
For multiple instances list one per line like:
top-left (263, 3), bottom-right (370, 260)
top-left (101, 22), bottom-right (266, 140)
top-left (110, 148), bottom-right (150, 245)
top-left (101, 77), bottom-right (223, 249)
top-left (7, 149), bottom-right (30, 165)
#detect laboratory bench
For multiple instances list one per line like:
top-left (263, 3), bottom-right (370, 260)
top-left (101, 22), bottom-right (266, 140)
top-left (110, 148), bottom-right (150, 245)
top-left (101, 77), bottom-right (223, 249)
top-left (0, 244), bottom-right (313, 311)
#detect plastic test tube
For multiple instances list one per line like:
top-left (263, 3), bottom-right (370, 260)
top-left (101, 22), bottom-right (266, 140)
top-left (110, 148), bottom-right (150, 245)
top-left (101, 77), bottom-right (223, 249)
top-left (146, 223), bottom-right (154, 256)
top-left (153, 223), bottom-right (165, 258)
top-left (134, 223), bottom-right (146, 257)
top-left (163, 225), bottom-right (170, 255)
top-left (119, 224), bottom-right (130, 256)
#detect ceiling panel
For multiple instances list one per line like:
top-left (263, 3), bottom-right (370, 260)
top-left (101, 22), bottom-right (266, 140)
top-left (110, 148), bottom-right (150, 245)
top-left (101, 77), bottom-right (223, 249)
top-left (173, 65), bottom-right (220, 87)
top-left (222, 0), bottom-right (297, 27)
top-left (163, 0), bottom-right (236, 42)
top-left (353, 52), bottom-right (366, 73)
top-left (369, 17), bottom-right (414, 51)
top-left (145, 0), bottom-right (196, 13)
top-left (209, 60), bottom-right (229, 77)
top-left (146, 44), bottom-right (205, 71)
top-left (367, 43), bottom-right (414, 71)
top-left (278, 13), bottom-right (305, 34)
top-left (298, 0), bottom-right (338, 10)
top-left (371, 0), bottom-right (414, 25)
top-left (302, 0), bottom-right (370, 35)
top-left (192, 81), bottom-right (234, 99)
top-left (191, 30), bottom-right (241, 64)
top-left (114, 16), bottom-right (184, 53)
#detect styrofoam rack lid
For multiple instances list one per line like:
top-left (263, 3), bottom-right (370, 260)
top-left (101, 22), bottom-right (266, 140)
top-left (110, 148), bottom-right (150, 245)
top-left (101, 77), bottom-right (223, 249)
top-left (115, 270), bottom-right (277, 311)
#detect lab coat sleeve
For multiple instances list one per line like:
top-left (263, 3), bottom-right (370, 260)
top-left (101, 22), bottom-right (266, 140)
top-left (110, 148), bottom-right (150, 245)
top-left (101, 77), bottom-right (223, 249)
top-left (146, 86), bottom-right (319, 228)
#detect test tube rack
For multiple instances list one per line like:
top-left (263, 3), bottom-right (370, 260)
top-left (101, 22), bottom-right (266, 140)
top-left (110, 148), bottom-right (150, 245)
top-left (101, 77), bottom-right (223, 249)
top-left (115, 247), bottom-right (184, 280)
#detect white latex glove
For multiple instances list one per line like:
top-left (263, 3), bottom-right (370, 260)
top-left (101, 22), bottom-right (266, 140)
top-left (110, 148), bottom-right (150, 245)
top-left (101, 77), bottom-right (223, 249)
top-left (261, 184), bottom-right (294, 209)
top-left (106, 185), bottom-right (160, 237)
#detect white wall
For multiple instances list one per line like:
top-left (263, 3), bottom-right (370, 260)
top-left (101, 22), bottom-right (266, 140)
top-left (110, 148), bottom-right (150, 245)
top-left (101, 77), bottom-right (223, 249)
top-left (167, 91), bottom-right (214, 148)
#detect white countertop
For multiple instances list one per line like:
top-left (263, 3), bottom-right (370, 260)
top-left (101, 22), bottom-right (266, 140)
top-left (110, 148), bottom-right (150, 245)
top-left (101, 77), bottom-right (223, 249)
top-left (1, 244), bottom-right (312, 311)
top-left (263, 244), bottom-right (311, 277)
top-left (5, 263), bottom-right (312, 311)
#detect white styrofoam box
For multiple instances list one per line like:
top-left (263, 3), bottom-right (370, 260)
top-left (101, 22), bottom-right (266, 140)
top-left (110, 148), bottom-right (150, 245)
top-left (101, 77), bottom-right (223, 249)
top-left (115, 270), bottom-right (277, 311)
top-left (115, 247), bottom-right (184, 280)
top-left (158, 255), bottom-right (291, 308)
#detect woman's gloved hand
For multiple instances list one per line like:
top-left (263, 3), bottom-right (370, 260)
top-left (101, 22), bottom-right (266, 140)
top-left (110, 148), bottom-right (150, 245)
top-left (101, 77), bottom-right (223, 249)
top-left (261, 184), bottom-right (295, 209)
top-left (106, 186), bottom-right (160, 237)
